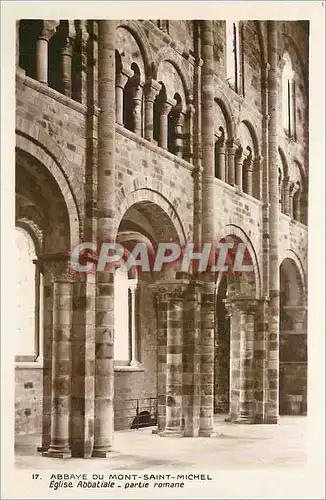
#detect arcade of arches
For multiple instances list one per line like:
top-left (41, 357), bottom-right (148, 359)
top-left (15, 20), bottom-right (308, 458)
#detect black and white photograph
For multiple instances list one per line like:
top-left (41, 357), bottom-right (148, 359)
top-left (1, 2), bottom-right (325, 499)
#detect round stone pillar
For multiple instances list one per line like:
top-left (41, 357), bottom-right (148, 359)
top-left (159, 99), bottom-right (175, 150)
top-left (267, 20), bottom-right (280, 424)
top-left (243, 158), bottom-right (253, 196)
top-left (144, 79), bottom-right (161, 141)
top-left (174, 111), bottom-right (185, 158)
top-left (227, 142), bottom-right (236, 186)
top-left (92, 19), bottom-right (116, 458)
top-left (132, 84), bottom-right (143, 136)
top-left (115, 72), bottom-right (129, 125)
top-left (215, 142), bottom-right (226, 181)
top-left (282, 176), bottom-right (291, 215)
top-left (43, 279), bottom-right (73, 458)
top-left (36, 21), bottom-right (58, 84)
top-left (161, 283), bottom-right (186, 437)
top-left (237, 300), bottom-right (258, 423)
top-left (199, 275), bottom-right (215, 436)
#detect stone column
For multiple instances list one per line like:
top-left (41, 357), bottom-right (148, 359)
top-left (92, 20), bottom-right (116, 458)
top-left (289, 182), bottom-right (295, 218)
top-left (225, 301), bottom-right (240, 421)
top-left (227, 142), bottom-right (236, 186)
top-left (253, 155), bottom-right (262, 200)
top-left (129, 282), bottom-right (139, 366)
top-left (37, 261), bottom-right (54, 453)
top-left (199, 20), bottom-right (215, 437)
top-left (236, 300), bottom-right (258, 423)
top-left (235, 148), bottom-right (249, 191)
top-left (61, 22), bottom-right (76, 98)
top-left (33, 261), bottom-right (44, 361)
top-left (155, 286), bottom-right (168, 433)
top-left (159, 99), bottom-right (175, 150)
top-left (160, 282), bottom-right (187, 437)
top-left (293, 187), bottom-right (301, 221)
top-left (73, 20), bottom-right (89, 105)
top-left (183, 102), bottom-right (195, 163)
top-left (36, 21), bottom-right (58, 84)
top-left (282, 176), bottom-right (290, 215)
top-left (183, 281), bottom-right (201, 437)
top-left (144, 79), bottom-right (161, 141)
top-left (267, 20), bottom-right (280, 423)
top-left (43, 278), bottom-right (73, 458)
top-left (132, 84), bottom-right (143, 136)
top-left (216, 142), bottom-right (226, 181)
top-left (199, 276), bottom-right (215, 436)
top-left (115, 72), bottom-right (130, 125)
top-left (174, 111), bottom-right (185, 158)
top-left (244, 157), bottom-right (253, 196)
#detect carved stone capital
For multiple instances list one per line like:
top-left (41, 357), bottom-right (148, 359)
top-left (144, 78), bottom-right (162, 101)
top-left (116, 71), bottom-right (130, 89)
top-left (225, 298), bottom-right (259, 316)
top-left (39, 252), bottom-right (74, 282)
top-left (155, 280), bottom-right (189, 304)
top-left (39, 20), bottom-right (59, 41)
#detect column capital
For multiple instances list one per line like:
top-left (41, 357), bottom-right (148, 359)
top-left (235, 146), bottom-right (250, 164)
top-left (116, 70), bottom-right (132, 89)
top-left (160, 98), bottom-right (177, 116)
top-left (144, 78), bottom-right (162, 101)
top-left (254, 155), bottom-right (263, 165)
top-left (39, 20), bottom-right (59, 41)
top-left (226, 141), bottom-right (237, 154)
top-left (225, 297), bottom-right (259, 316)
top-left (155, 279), bottom-right (189, 303)
top-left (38, 252), bottom-right (74, 282)
top-left (186, 102), bottom-right (196, 117)
top-left (76, 20), bottom-right (89, 49)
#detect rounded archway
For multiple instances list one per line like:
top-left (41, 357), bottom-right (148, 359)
top-left (214, 232), bottom-right (258, 417)
top-left (279, 257), bottom-right (307, 415)
top-left (113, 198), bottom-right (184, 430)
top-left (15, 147), bottom-right (73, 437)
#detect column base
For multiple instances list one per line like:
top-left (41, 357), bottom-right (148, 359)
top-left (265, 416), bottom-right (279, 424)
top-left (92, 449), bottom-right (117, 458)
top-left (198, 429), bottom-right (213, 437)
top-left (159, 428), bottom-right (184, 438)
top-left (42, 448), bottom-right (71, 459)
top-left (234, 416), bottom-right (254, 424)
top-left (37, 445), bottom-right (49, 453)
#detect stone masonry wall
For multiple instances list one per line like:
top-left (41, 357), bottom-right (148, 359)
top-left (15, 365), bottom-right (43, 434)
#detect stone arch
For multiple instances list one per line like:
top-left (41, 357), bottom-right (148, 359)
top-left (278, 146), bottom-right (289, 177)
top-left (236, 118), bottom-right (260, 157)
top-left (152, 46), bottom-right (191, 100)
top-left (16, 218), bottom-right (43, 256)
top-left (115, 26), bottom-right (146, 82)
top-left (214, 92), bottom-right (235, 142)
top-left (16, 128), bottom-right (80, 248)
top-left (216, 224), bottom-right (261, 299)
top-left (281, 249), bottom-right (307, 302)
top-left (292, 158), bottom-right (307, 190)
top-left (117, 20), bottom-right (153, 78)
top-left (279, 252), bottom-right (307, 416)
top-left (115, 188), bottom-right (187, 246)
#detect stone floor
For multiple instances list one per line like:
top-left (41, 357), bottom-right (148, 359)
top-left (15, 415), bottom-right (307, 470)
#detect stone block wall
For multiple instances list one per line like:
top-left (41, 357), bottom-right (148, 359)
top-left (15, 365), bottom-right (43, 434)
